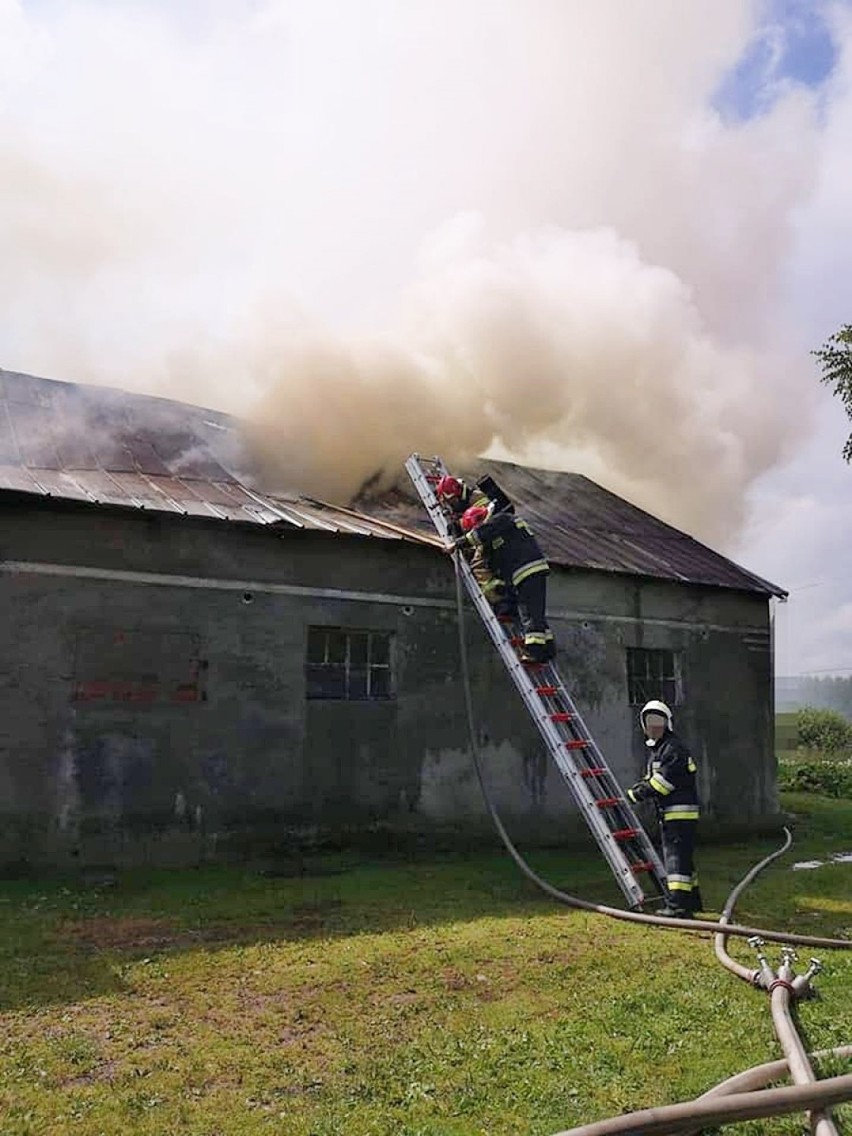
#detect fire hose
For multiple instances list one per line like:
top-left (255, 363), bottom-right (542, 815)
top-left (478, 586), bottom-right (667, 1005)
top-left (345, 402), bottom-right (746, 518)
top-left (452, 556), bottom-right (851, 1133)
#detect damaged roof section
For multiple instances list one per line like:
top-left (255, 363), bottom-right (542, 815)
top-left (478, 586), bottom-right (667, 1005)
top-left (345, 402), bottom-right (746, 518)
top-left (0, 369), bottom-right (431, 543)
top-left (354, 458), bottom-right (787, 598)
top-left (1, 369), bottom-right (784, 596)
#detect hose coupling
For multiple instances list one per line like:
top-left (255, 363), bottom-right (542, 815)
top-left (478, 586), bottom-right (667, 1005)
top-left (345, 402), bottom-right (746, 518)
top-left (791, 957), bottom-right (824, 996)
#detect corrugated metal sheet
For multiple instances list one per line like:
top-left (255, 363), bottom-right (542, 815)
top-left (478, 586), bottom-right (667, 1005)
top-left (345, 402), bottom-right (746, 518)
top-left (0, 370), bottom-right (784, 595)
top-left (0, 369), bottom-right (433, 545)
top-left (353, 458), bottom-right (787, 597)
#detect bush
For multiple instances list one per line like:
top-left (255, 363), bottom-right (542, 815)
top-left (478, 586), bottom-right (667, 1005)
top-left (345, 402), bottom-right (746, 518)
top-left (778, 759), bottom-right (852, 798)
top-left (795, 706), bottom-right (852, 754)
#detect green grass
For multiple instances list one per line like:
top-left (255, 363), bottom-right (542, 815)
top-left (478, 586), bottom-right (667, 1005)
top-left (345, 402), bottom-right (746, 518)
top-left (1, 796), bottom-right (851, 1136)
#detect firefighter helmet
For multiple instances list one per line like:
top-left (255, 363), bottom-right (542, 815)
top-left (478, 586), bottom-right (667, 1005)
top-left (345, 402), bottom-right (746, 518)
top-left (436, 475), bottom-right (463, 500)
top-left (460, 505), bottom-right (489, 532)
top-left (640, 699), bottom-right (673, 733)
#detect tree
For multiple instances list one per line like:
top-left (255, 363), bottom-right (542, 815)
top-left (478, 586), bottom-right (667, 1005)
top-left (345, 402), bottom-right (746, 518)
top-left (813, 324), bottom-right (852, 461)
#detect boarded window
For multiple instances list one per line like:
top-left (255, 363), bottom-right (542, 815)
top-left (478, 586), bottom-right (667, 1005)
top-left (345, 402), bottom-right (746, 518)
top-left (306, 627), bottom-right (394, 701)
top-left (626, 648), bottom-right (680, 706)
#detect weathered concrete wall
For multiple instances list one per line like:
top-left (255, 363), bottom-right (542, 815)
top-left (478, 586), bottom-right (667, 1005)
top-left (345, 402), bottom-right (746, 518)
top-left (0, 496), bottom-right (777, 868)
top-left (545, 571), bottom-right (777, 823)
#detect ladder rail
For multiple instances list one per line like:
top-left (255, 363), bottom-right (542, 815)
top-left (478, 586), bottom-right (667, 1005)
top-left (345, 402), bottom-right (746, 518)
top-left (405, 454), bottom-right (667, 908)
top-left (451, 526), bottom-right (655, 901)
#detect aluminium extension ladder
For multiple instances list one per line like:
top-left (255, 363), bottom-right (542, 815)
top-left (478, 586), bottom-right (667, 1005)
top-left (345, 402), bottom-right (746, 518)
top-left (406, 453), bottom-right (668, 909)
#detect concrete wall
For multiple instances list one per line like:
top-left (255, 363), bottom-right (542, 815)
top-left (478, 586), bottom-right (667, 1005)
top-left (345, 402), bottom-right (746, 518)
top-left (0, 496), bottom-right (777, 868)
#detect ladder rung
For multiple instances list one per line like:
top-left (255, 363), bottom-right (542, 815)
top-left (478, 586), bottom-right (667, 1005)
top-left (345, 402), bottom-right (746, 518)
top-left (405, 452), bottom-right (668, 910)
top-left (630, 861), bottom-right (655, 874)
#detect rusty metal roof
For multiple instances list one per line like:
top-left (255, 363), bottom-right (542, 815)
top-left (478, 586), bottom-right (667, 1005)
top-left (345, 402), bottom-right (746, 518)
top-left (1, 369), bottom-right (784, 595)
top-left (354, 458), bottom-right (787, 597)
top-left (0, 369), bottom-right (433, 545)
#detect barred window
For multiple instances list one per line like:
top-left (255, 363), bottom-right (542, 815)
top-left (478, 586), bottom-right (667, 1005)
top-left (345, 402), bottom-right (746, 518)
top-left (306, 627), bottom-right (394, 701)
top-left (626, 648), bottom-right (680, 706)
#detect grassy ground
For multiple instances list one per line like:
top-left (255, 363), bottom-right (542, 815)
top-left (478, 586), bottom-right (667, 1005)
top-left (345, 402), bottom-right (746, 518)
top-left (1, 795), bottom-right (851, 1136)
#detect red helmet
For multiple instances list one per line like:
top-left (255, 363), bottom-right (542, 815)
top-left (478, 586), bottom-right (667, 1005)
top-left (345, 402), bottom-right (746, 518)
top-left (436, 475), bottom-right (463, 500)
top-left (461, 505), bottom-right (489, 532)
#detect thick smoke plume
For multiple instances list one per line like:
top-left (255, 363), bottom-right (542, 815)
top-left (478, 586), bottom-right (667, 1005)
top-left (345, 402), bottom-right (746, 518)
top-left (245, 220), bottom-right (798, 543)
top-left (1, 1), bottom-right (849, 548)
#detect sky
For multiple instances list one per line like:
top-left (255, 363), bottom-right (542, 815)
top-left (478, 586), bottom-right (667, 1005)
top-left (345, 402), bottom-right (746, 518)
top-left (1, 0), bottom-right (851, 676)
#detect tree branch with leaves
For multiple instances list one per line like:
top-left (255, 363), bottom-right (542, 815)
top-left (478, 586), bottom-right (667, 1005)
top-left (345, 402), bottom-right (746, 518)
top-left (813, 324), bottom-right (852, 462)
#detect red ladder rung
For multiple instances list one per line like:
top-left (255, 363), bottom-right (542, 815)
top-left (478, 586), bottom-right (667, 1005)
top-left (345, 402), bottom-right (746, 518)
top-left (579, 767), bottom-right (608, 777)
top-left (595, 797), bottom-right (621, 808)
top-left (611, 828), bottom-right (640, 842)
top-left (565, 739), bottom-right (589, 750)
top-left (630, 861), bottom-right (655, 874)
top-left (535, 686), bottom-right (558, 696)
top-left (550, 712), bottom-right (574, 722)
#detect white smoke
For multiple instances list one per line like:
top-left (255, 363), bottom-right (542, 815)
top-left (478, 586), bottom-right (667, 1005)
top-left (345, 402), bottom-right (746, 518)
top-left (0, 0), bottom-right (849, 547)
top-left (246, 219), bottom-right (799, 544)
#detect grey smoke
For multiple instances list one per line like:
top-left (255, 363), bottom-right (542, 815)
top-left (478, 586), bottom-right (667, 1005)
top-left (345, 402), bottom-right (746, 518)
top-left (0, 1), bottom-right (847, 547)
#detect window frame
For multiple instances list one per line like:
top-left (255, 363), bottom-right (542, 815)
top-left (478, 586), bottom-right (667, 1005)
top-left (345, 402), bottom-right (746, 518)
top-left (626, 647), bottom-right (681, 707)
top-left (305, 626), bottom-right (395, 702)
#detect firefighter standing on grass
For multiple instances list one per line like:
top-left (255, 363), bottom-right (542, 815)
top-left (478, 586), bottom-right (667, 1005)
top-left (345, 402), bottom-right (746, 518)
top-left (627, 700), bottom-right (702, 917)
top-left (450, 506), bottom-right (555, 664)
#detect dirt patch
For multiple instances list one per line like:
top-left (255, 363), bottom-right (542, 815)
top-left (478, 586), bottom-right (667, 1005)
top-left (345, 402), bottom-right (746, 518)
top-left (62, 1060), bottom-right (119, 1088)
top-left (58, 902), bottom-right (345, 952)
top-left (441, 968), bottom-right (469, 991)
top-left (61, 916), bottom-right (191, 950)
top-left (60, 917), bottom-right (274, 951)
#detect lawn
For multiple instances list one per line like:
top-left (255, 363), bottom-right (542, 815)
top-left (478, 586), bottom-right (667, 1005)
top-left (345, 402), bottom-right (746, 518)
top-left (1, 794), bottom-right (850, 1136)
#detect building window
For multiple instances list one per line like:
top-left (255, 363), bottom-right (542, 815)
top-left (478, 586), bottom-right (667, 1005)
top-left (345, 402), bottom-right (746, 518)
top-left (306, 627), bottom-right (394, 701)
top-left (626, 648), bottom-right (680, 706)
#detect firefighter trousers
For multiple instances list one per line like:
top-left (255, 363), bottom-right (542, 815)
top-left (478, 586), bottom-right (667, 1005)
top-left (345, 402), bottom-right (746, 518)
top-left (660, 818), bottom-right (702, 913)
top-left (516, 573), bottom-right (555, 661)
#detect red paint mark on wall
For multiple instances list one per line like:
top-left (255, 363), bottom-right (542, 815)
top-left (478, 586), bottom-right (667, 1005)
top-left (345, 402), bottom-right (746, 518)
top-left (72, 629), bottom-right (208, 707)
top-left (73, 679), bottom-right (161, 703)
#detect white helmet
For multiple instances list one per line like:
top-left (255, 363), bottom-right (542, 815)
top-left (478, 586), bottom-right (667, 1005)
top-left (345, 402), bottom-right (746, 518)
top-left (640, 699), bottom-right (673, 734)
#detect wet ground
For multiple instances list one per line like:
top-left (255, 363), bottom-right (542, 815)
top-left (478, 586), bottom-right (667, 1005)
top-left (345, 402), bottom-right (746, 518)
top-left (792, 851), bottom-right (852, 870)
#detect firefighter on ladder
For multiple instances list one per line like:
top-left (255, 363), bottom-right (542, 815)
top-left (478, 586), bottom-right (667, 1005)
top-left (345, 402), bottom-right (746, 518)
top-left (437, 473), bottom-right (516, 619)
top-left (450, 505), bottom-right (556, 664)
top-left (626, 700), bottom-right (702, 917)
top-left (436, 474), bottom-right (513, 533)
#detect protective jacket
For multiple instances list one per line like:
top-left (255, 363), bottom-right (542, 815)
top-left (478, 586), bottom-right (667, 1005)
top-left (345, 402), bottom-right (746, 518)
top-left (627, 730), bottom-right (699, 822)
top-left (445, 476), bottom-right (514, 520)
top-left (461, 513), bottom-right (549, 588)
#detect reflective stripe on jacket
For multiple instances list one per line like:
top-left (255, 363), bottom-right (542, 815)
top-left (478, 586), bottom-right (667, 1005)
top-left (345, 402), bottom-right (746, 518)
top-left (628, 730), bottom-right (699, 819)
top-left (464, 513), bottom-right (549, 589)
